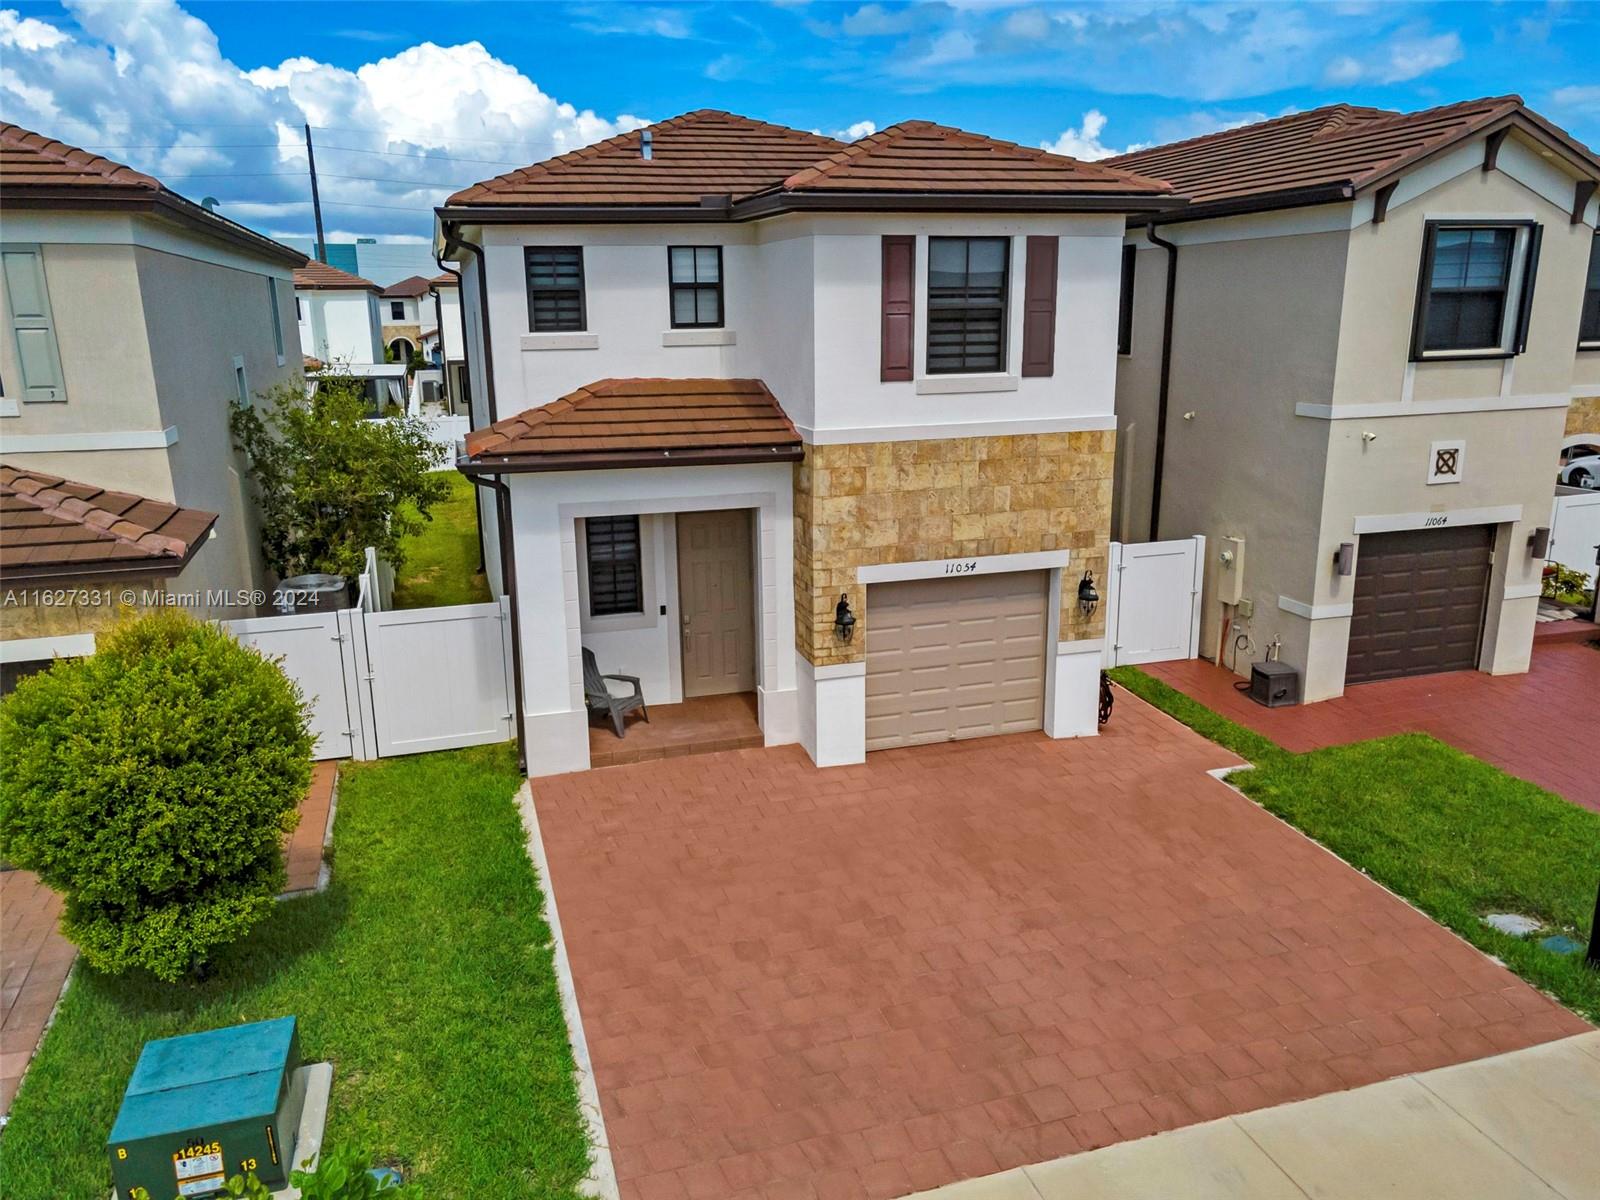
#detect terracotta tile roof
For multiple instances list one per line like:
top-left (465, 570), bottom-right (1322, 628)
top-left (381, 274), bottom-right (435, 298)
top-left (462, 378), bottom-right (803, 472)
top-left (449, 111), bottom-right (845, 207)
top-left (429, 272), bottom-right (459, 287)
top-left (444, 110), bottom-right (1176, 214)
top-left (1108, 95), bottom-right (1600, 215)
top-left (293, 260), bottom-right (380, 291)
top-left (0, 464), bottom-right (217, 580)
top-left (0, 123), bottom-right (305, 268)
top-left (782, 121), bottom-right (1173, 196)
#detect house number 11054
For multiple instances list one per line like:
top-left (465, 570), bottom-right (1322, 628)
top-left (944, 561), bottom-right (979, 574)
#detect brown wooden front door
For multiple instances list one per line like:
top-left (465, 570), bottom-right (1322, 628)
top-left (676, 509), bottom-right (756, 697)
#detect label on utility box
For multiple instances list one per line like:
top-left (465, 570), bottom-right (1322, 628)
top-left (173, 1143), bottom-right (226, 1196)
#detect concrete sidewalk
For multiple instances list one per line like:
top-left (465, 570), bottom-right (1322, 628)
top-left (904, 1031), bottom-right (1600, 1199)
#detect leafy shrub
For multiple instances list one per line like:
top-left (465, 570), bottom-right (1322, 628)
top-left (230, 373), bottom-right (448, 580)
top-left (0, 609), bottom-right (313, 981)
top-left (1542, 562), bottom-right (1593, 605)
top-left (129, 1144), bottom-right (420, 1200)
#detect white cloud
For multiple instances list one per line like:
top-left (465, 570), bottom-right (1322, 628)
top-left (0, 0), bottom-right (647, 239)
top-left (0, 9), bottom-right (70, 50)
top-left (1551, 84), bottom-right (1600, 114)
top-left (1323, 28), bottom-right (1462, 85)
top-left (1150, 108), bottom-right (1271, 144)
top-left (838, 120), bottom-right (877, 140)
top-left (840, 4), bottom-right (919, 37)
top-left (1040, 109), bottom-right (1145, 161)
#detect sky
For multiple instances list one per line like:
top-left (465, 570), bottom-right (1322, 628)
top-left (1, 0), bottom-right (1596, 245)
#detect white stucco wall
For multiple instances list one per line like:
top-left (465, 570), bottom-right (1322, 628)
top-left (436, 284), bottom-right (464, 361)
top-left (296, 288), bottom-right (382, 365)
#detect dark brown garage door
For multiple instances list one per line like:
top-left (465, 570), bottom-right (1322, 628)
top-left (1345, 525), bottom-right (1493, 685)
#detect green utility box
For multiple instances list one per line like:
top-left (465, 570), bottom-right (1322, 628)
top-left (108, 1016), bottom-right (306, 1199)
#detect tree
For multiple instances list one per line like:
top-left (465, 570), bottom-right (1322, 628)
top-left (0, 609), bottom-right (314, 981)
top-left (231, 372), bottom-right (449, 580)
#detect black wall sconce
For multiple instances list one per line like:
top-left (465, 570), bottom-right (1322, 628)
top-left (833, 592), bottom-right (856, 643)
top-left (1077, 570), bottom-right (1099, 618)
top-left (1527, 526), bottom-right (1550, 559)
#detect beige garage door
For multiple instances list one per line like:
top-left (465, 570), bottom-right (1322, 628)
top-left (865, 571), bottom-right (1048, 751)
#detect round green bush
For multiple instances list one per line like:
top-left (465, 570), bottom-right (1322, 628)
top-left (0, 608), bottom-right (313, 981)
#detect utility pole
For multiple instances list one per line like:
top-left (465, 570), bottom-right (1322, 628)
top-left (304, 123), bottom-right (327, 264)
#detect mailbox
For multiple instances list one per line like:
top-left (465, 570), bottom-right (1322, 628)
top-left (109, 1016), bottom-right (306, 1199)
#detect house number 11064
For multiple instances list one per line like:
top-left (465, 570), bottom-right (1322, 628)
top-left (944, 561), bottom-right (979, 574)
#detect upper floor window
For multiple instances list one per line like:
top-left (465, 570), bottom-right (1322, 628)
top-left (389, 300), bottom-right (405, 320)
top-left (1117, 244), bottom-right (1136, 356)
top-left (584, 516), bottom-right (642, 616)
top-left (668, 246), bottom-right (723, 328)
top-left (1411, 221), bottom-right (1540, 359)
top-left (525, 246), bottom-right (586, 332)
top-left (1581, 233), bottom-right (1600, 349)
top-left (927, 236), bottom-right (1009, 374)
top-left (268, 278), bottom-right (284, 362)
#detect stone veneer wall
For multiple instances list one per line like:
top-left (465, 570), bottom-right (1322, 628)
top-left (794, 431), bottom-right (1115, 668)
top-left (1567, 394), bottom-right (1600, 437)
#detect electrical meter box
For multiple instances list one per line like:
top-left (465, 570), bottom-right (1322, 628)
top-left (108, 1016), bottom-right (306, 1199)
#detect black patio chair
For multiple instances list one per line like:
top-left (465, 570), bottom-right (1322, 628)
top-left (582, 646), bottom-right (648, 738)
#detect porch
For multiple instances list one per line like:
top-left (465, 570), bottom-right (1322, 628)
top-left (587, 691), bottom-right (762, 768)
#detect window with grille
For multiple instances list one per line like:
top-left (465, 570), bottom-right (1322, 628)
top-left (927, 237), bottom-right (1009, 373)
top-left (668, 246), bottom-right (723, 328)
top-left (1412, 221), bottom-right (1540, 358)
top-left (585, 516), bottom-right (642, 616)
top-left (525, 246), bottom-right (586, 332)
top-left (1581, 233), bottom-right (1600, 348)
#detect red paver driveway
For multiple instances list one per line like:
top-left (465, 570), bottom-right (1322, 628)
top-left (533, 694), bottom-right (1588, 1200)
top-left (1147, 640), bottom-right (1599, 811)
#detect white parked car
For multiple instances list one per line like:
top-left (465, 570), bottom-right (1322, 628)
top-left (1558, 454), bottom-right (1600, 489)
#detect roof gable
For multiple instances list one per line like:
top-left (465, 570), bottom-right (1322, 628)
top-left (462, 378), bottom-right (803, 472)
top-left (1108, 95), bottom-right (1600, 215)
top-left (294, 261), bottom-right (380, 291)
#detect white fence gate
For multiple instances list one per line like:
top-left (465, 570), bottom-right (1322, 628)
top-left (223, 560), bottom-right (513, 761)
top-left (1102, 536), bottom-right (1205, 667)
top-left (1549, 489), bottom-right (1600, 581)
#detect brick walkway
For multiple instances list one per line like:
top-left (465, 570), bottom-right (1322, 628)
top-left (533, 697), bottom-right (1588, 1200)
top-left (1146, 641), bottom-right (1599, 812)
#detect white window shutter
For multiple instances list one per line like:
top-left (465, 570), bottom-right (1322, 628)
top-left (2, 246), bottom-right (66, 403)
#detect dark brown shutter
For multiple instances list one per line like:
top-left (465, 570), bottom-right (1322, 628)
top-left (1021, 235), bottom-right (1058, 377)
top-left (881, 235), bottom-right (915, 382)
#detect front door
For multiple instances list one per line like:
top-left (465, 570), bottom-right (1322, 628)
top-left (677, 509), bottom-right (756, 697)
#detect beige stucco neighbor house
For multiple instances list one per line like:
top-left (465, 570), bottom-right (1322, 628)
top-left (438, 110), bottom-right (1180, 774)
top-left (0, 123), bottom-right (306, 671)
top-left (1107, 96), bottom-right (1600, 702)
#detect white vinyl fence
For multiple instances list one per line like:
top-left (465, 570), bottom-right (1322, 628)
top-left (1549, 488), bottom-right (1600, 582)
top-left (1102, 535), bottom-right (1205, 667)
top-left (222, 554), bottom-right (513, 761)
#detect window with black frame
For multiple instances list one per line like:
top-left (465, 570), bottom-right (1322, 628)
top-left (927, 237), bottom-right (1009, 373)
top-left (1117, 243), bottom-right (1136, 356)
top-left (668, 246), bottom-right (723, 328)
top-left (1581, 233), bottom-right (1600, 348)
top-left (1413, 222), bottom-right (1539, 357)
top-left (525, 246), bottom-right (586, 332)
top-left (585, 516), bottom-right (642, 616)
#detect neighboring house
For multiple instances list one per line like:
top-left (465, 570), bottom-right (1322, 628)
top-left (1107, 96), bottom-right (1600, 701)
top-left (293, 260), bottom-right (384, 366)
top-left (380, 274), bottom-right (432, 364)
top-left (0, 464), bottom-right (216, 690)
top-left (438, 110), bottom-right (1177, 774)
top-left (421, 272), bottom-right (467, 412)
top-left (0, 123), bottom-right (303, 661)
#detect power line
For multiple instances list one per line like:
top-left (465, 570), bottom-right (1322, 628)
top-left (76, 141), bottom-right (529, 166)
top-left (162, 170), bottom-right (461, 188)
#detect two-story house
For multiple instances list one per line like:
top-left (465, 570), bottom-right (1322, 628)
top-left (379, 274), bottom-right (432, 364)
top-left (437, 110), bottom-right (1177, 774)
top-left (293, 260), bottom-right (384, 365)
top-left (1108, 96), bottom-right (1600, 701)
top-left (0, 123), bottom-right (304, 671)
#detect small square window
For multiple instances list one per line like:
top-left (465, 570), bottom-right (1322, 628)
top-left (668, 246), bottom-right (724, 328)
top-left (526, 247), bottom-right (586, 332)
top-left (585, 516), bottom-right (642, 616)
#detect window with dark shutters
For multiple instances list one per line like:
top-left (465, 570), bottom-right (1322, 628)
top-left (585, 516), bottom-right (642, 616)
top-left (880, 235), bottom-right (915, 381)
top-left (926, 236), bottom-right (1009, 374)
top-left (1021, 235), bottom-right (1058, 377)
top-left (525, 246), bottom-right (586, 332)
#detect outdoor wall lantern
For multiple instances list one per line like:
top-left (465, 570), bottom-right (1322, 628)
top-left (1077, 570), bottom-right (1100, 619)
top-left (834, 593), bottom-right (856, 643)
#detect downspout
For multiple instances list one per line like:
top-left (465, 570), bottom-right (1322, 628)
top-left (445, 225), bottom-right (499, 426)
top-left (1145, 224), bottom-right (1180, 542)
top-left (437, 232), bottom-right (487, 574)
top-left (466, 472), bottom-right (528, 775)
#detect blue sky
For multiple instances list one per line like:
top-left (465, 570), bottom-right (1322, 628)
top-left (2, 1), bottom-right (1596, 243)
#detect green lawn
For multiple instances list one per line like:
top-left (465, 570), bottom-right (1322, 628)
top-left (391, 471), bottom-right (490, 609)
top-left (0, 746), bottom-right (591, 1200)
top-left (1110, 666), bottom-right (1600, 1022)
